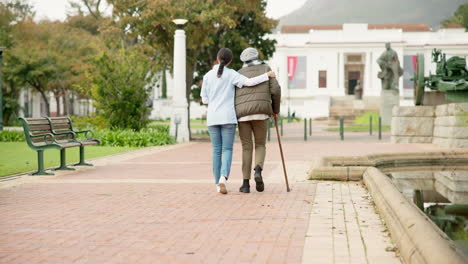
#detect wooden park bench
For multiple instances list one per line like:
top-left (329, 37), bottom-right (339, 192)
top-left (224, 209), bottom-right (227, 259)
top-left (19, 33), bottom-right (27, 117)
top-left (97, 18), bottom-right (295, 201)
top-left (18, 117), bottom-right (101, 175)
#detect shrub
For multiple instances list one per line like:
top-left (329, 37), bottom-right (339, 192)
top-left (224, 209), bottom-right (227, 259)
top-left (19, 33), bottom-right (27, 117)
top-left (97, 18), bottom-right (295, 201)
top-left (71, 115), bottom-right (107, 130)
top-left (91, 126), bottom-right (175, 147)
top-left (0, 130), bottom-right (25, 142)
top-left (89, 49), bottom-right (153, 131)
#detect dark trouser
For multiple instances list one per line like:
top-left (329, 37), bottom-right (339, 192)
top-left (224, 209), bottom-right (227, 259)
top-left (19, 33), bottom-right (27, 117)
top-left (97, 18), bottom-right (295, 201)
top-left (238, 119), bottom-right (268, 180)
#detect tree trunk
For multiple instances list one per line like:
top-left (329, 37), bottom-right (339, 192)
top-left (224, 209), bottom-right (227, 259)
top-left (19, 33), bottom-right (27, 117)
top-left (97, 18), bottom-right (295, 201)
top-left (55, 94), bottom-right (61, 116)
top-left (36, 87), bottom-right (50, 116)
top-left (162, 65), bottom-right (167, 99)
top-left (70, 93), bottom-right (75, 116)
top-left (62, 89), bottom-right (69, 116)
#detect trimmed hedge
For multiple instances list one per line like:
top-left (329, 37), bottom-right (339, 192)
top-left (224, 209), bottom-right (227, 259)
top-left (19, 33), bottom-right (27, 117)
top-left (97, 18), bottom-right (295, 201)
top-left (0, 130), bottom-right (24, 142)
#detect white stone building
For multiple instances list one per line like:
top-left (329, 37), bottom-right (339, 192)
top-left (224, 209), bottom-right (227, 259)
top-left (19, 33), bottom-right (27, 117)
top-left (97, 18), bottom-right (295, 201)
top-left (17, 89), bottom-right (95, 118)
top-left (267, 23), bottom-right (468, 119)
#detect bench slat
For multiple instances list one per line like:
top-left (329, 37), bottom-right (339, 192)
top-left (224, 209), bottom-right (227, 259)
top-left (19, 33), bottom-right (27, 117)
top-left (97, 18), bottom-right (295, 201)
top-left (25, 119), bottom-right (49, 125)
top-left (60, 142), bottom-right (81, 148)
top-left (49, 118), bottom-right (70, 124)
top-left (31, 130), bottom-right (52, 135)
top-left (31, 137), bottom-right (51, 143)
top-left (51, 124), bottom-right (72, 129)
top-left (29, 125), bottom-right (52, 131)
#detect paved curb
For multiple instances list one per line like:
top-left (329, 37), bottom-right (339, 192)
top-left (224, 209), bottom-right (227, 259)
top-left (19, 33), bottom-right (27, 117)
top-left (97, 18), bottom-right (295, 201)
top-left (320, 150), bottom-right (468, 168)
top-left (308, 166), bottom-right (366, 181)
top-left (310, 150), bottom-right (468, 180)
top-left (363, 167), bottom-right (467, 264)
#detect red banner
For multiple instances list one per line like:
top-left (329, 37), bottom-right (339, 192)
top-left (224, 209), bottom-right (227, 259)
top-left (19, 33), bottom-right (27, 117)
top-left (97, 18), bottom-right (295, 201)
top-left (287, 56), bottom-right (298, 81)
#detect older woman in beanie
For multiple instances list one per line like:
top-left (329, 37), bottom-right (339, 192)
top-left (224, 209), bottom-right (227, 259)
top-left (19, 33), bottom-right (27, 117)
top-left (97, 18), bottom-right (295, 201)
top-left (235, 47), bottom-right (281, 193)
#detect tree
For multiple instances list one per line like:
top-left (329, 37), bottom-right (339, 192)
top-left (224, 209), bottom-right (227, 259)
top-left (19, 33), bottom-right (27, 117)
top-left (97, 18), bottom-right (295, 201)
top-left (0, 0), bottom-right (35, 123)
top-left (5, 20), bottom-right (101, 116)
top-left (443, 4), bottom-right (468, 30)
top-left (88, 48), bottom-right (153, 130)
top-left (109, 0), bottom-right (277, 137)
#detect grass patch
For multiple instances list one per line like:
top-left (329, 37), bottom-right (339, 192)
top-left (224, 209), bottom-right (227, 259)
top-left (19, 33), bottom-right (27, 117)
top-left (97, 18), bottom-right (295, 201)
top-left (327, 125), bottom-right (390, 132)
top-left (355, 111), bottom-right (380, 125)
top-left (0, 142), bottom-right (139, 177)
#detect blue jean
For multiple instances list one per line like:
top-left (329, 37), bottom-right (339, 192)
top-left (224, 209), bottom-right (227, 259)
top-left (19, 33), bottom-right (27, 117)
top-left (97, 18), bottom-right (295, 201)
top-left (208, 124), bottom-right (236, 184)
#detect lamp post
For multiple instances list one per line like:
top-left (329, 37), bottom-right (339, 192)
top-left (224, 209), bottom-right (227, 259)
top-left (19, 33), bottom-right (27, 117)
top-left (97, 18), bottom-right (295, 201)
top-left (170, 18), bottom-right (190, 143)
top-left (0, 47), bottom-right (5, 131)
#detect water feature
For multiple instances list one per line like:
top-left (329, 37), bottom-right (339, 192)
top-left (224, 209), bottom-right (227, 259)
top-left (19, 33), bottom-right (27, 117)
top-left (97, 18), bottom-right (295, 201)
top-left (387, 168), bottom-right (468, 257)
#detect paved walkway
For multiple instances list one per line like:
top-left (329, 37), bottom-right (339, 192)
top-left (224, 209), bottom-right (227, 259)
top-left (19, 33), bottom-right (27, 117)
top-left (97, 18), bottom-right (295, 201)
top-left (0, 124), bottom-right (447, 264)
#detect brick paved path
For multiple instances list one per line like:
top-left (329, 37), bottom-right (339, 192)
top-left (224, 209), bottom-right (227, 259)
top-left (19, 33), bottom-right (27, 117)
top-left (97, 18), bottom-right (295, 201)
top-left (0, 124), bottom-right (446, 264)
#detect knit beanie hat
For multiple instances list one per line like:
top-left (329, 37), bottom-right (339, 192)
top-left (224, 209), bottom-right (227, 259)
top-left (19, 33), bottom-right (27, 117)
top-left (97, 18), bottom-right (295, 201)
top-left (240, 47), bottom-right (259, 62)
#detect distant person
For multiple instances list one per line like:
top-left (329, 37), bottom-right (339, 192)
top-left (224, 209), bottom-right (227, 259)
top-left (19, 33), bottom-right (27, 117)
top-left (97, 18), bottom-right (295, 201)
top-left (235, 47), bottom-right (281, 193)
top-left (201, 48), bottom-right (276, 194)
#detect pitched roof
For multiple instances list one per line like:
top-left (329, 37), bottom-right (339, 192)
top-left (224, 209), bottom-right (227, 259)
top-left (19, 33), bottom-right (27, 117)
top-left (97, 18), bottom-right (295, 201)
top-left (281, 24), bottom-right (430, 33)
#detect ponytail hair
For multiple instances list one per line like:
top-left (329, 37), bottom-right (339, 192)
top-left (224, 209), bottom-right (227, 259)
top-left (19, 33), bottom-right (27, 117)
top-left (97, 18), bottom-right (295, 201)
top-left (216, 48), bottom-right (233, 78)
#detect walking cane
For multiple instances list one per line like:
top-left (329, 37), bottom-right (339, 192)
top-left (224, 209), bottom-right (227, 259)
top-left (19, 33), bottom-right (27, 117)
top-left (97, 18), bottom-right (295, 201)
top-left (274, 115), bottom-right (291, 192)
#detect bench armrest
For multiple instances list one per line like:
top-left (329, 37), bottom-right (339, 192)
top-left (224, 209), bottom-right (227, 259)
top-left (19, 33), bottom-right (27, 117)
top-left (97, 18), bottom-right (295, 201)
top-left (74, 129), bottom-right (95, 140)
top-left (53, 131), bottom-right (77, 140)
top-left (30, 133), bottom-right (58, 145)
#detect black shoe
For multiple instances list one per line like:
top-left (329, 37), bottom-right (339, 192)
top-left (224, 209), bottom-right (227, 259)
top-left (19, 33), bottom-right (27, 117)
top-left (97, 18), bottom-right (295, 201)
top-left (239, 179), bottom-right (250, 193)
top-left (254, 165), bottom-right (264, 192)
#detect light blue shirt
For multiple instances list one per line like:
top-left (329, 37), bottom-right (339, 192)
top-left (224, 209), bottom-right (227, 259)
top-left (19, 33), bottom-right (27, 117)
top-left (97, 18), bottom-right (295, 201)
top-left (201, 65), bottom-right (248, 126)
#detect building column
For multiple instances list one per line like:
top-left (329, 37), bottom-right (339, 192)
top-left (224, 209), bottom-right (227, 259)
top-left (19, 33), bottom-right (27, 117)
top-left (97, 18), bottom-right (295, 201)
top-left (18, 89), bottom-right (25, 117)
top-left (364, 51), bottom-right (372, 96)
top-left (169, 29), bottom-right (189, 142)
top-left (338, 51), bottom-right (345, 95)
top-left (32, 91), bottom-right (41, 118)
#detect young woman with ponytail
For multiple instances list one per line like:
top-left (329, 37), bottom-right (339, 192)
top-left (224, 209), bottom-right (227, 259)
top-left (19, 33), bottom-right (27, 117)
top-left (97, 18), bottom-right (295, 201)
top-left (201, 48), bottom-right (276, 194)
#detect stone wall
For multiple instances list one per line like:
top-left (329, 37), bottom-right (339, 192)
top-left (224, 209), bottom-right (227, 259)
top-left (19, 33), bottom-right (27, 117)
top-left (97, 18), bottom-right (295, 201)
top-left (391, 103), bottom-right (468, 148)
top-left (433, 103), bottom-right (468, 148)
top-left (391, 106), bottom-right (435, 144)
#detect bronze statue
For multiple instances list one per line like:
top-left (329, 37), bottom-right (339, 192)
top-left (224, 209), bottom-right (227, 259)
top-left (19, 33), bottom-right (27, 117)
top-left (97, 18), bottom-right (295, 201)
top-left (377, 43), bottom-right (403, 91)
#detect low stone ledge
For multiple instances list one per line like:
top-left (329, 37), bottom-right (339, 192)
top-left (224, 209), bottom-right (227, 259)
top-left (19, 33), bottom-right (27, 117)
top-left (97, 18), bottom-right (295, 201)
top-left (391, 136), bottom-right (433, 144)
top-left (435, 116), bottom-right (468, 126)
top-left (436, 103), bottom-right (468, 117)
top-left (319, 156), bottom-right (373, 167)
top-left (391, 117), bottom-right (434, 136)
top-left (392, 105), bottom-right (435, 117)
top-left (434, 126), bottom-right (468, 139)
top-left (308, 166), bottom-right (366, 181)
top-left (317, 151), bottom-right (468, 169)
top-left (364, 167), bottom-right (467, 264)
top-left (447, 103), bottom-right (468, 116)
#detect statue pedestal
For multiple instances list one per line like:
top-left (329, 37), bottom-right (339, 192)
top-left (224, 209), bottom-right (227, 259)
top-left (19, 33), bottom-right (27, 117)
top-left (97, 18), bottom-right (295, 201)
top-left (380, 89), bottom-right (399, 126)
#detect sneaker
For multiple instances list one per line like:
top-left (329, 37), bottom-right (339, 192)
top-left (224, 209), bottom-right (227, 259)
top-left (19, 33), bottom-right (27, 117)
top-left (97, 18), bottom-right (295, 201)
top-left (216, 184), bottom-right (221, 193)
top-left (219, 176), bottom-right (228, 194)
top-left (254, 165), bottom-right (264, 192)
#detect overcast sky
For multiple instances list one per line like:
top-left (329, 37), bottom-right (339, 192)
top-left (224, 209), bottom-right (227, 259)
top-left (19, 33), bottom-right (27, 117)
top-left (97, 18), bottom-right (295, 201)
top-left (30, 0), bottom-right (307, 21)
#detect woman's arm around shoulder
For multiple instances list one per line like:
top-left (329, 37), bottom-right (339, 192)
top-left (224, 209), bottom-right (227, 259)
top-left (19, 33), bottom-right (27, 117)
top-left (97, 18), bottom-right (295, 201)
top-left (233, 71), bottom-right (276, 88)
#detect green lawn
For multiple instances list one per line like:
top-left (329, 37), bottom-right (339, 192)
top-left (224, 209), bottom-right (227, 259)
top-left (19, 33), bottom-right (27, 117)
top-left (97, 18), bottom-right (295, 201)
top-left (0, 142), bottom-right (139, 177)
top-left (327, 125), bottom-right (390, 132)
